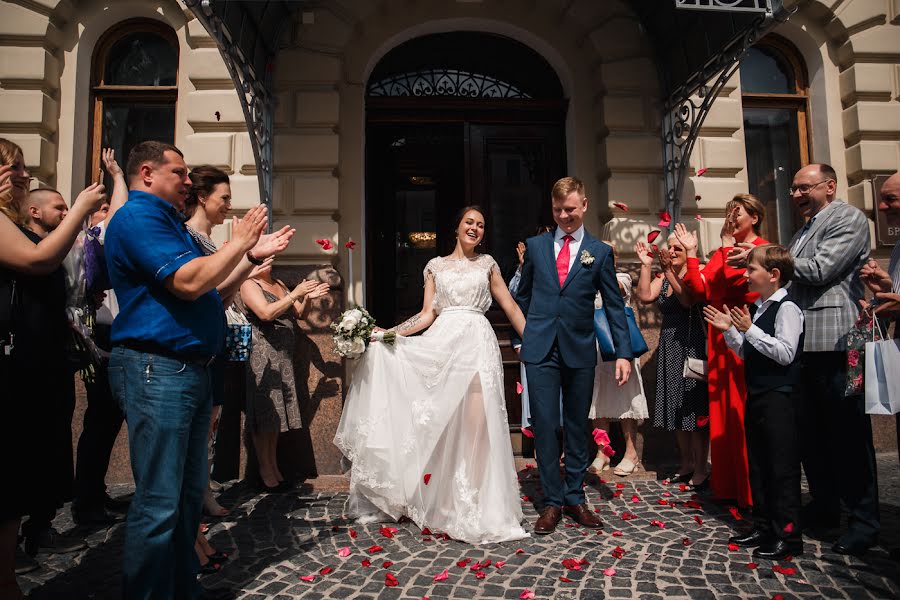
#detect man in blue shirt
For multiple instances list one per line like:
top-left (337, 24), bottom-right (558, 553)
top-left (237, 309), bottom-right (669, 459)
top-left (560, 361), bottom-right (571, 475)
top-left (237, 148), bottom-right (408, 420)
top-left (105, 141), bottom-right (267, 600)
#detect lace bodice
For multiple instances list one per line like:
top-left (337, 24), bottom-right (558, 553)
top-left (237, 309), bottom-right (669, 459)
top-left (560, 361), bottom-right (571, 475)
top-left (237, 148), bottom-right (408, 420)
top-left (424, 254), bottom-right (499, 314)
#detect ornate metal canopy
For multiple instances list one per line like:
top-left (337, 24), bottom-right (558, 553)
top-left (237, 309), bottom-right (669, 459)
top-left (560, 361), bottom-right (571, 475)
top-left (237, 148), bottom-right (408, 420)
top-left (185, 0), bottom-right (791, 226)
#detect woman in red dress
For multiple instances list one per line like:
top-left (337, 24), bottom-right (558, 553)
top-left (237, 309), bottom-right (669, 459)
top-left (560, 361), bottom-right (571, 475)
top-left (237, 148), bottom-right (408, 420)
top-left (676, 194), bottom-right (768, 508)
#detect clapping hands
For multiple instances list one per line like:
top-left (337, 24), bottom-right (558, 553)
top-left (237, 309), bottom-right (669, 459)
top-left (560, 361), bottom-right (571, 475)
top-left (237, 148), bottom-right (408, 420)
top-left (673, 223), bottom-right (698, 258)
top-left (231, 205), bottom-right (267, 252)
top-left (634, 241), bottom-right (654, 267)
top-left (253, 225), bottom-right (296, 260)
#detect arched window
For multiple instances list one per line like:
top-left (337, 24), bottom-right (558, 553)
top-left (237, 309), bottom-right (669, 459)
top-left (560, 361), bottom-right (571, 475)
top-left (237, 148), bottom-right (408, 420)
top-left (89, 19), bottom-right (178, 187)
top-left (741, 35), bottom-right (809, 243)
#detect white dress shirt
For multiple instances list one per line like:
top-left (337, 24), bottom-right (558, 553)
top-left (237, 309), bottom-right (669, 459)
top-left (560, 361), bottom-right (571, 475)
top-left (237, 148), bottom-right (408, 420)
top-left (723, 287), bottom-right (804, 366)
top-left (554, 225), bottom-right (584, 272)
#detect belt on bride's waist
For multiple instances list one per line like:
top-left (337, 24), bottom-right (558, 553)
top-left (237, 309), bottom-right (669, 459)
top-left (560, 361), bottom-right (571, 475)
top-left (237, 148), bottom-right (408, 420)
top-left (439, 306), bottom-right (484, 315)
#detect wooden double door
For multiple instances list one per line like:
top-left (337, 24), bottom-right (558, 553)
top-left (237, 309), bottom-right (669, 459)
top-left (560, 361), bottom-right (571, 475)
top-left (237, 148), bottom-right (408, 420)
top-left (365, 111), bottom-right (566, 432)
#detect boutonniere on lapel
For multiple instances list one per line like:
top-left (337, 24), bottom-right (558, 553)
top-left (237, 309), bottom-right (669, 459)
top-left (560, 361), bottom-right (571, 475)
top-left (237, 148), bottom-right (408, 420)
top-left (580, 249), bottom-right (595, 267)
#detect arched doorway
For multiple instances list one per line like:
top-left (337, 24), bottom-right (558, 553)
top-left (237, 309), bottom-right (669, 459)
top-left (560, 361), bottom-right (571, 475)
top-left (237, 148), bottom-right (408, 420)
top-left (365, 32), bottom-right (567, 446)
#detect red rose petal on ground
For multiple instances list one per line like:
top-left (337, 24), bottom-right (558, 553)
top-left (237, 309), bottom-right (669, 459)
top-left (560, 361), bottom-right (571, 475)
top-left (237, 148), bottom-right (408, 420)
top-left (679, 484), bottom-right (688, 492)
top-left (612, 546), bottom-right (626, 559)
top-left (385, 573), bottom-right (399, 587)
top-left (650, 520), bottom-right (666, 528)
top-left (300, 574), bottom-right (316, 582)
top-left (612, 202), bottom-right (629, 212)
top-left (423, 473), bottom-right (432, 485)
top-left (631, 495), bottom-right (641, 503)
top-left (621, 512), bottom-right (637, 521)
top-left (382, 561), bottom-right (393, 568)
top-left (320, 567), bottom-right (333, 575)
top-left (697, 168), bottom-right (708, 176)
top-left (727, 543), bottom-right (740, 551)
top-left (379, 527), bottom-right (396, 538)
top-left (784, 555), bottom-right (793, 562)
top-left (612, 531), bottom-right (624, 536)
top-left (495, 561), bottom-right (506, 569)
top-left (662, 491), bottom-right (672, 497)
top-left (433, 569), bottom-right (449, 581)
top-left (559, 576), bottom-right (573, 582)
top-left (682, 538), bottom-right (692, 546)
top-left (338, 546), bottom-right (350, 558)
top-left (747, 562), bottom-right (759, 570)
top-left (783, 522), bottom-right (794, 533)
top-left (773, 565), bottom-right (797, 576)
top-left (616, 483), bottom-right (625, 489)
top-left (349, 528), bottom-right (358, 539)
top-left (474, 571), bottom-right (486, 579)
top-left (457, 559), bottom-right (471, 568)
top-left (516, 548), bottom-right (525, 554)
top-left (520, 590), bottom-right (535, 600)
top-left (694, 516), bottom-right (704, 525)
top-left (361, 559), bottom-right (371, 567)
top-left (421, 527), bottom-right (432, 535)
top-left (647, 230), bottom-right (661, 244)
top-left (772, 596), bottom-right (784, 600)
top-left (603, 567), bottom-right (617, 577)
top-left (657, 499), bottom-right (668, 505)
top-left (696, 416), bottom-right (709, 427)
top-left (367, 545), bottom-right (384, 553)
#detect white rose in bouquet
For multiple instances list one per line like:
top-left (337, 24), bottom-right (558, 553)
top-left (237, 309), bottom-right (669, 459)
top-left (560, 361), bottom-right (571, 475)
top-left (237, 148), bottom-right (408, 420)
top-left (339, 315), bottom-right (357, 333)
top-left (331, 306), bottom-right (393, 358)
top-left (348, 337), bottom-right (366, 357)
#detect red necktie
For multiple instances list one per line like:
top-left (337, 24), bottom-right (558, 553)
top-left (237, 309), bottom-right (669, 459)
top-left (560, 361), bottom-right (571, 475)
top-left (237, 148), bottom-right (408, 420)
top-left (556, 234), bottom-right (573, 286)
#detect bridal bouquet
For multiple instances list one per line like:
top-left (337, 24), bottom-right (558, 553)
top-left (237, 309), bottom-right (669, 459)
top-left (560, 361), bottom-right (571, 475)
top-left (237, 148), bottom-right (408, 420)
top-left (331, 307), bottom-right (395, 358)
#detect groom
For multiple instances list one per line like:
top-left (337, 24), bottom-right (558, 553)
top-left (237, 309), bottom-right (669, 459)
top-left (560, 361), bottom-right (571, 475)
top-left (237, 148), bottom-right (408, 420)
top-left (515, 176), bottom-right (632, 534)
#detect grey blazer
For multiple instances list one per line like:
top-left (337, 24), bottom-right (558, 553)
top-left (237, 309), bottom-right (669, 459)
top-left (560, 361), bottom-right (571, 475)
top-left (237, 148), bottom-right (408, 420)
top-left (787, 200), bottom-right (870, 352)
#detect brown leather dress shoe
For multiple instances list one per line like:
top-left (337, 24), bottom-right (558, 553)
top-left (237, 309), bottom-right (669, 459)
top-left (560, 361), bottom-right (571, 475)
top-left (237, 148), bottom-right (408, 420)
top-left (533, 506), bottom-right (562, 535)
top-left (563, 503), bottom-right (603, 529)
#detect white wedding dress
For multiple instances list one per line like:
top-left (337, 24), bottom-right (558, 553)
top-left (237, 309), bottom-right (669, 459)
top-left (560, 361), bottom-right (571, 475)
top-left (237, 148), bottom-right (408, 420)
top-left (334, 254), bottom-right (528, 544)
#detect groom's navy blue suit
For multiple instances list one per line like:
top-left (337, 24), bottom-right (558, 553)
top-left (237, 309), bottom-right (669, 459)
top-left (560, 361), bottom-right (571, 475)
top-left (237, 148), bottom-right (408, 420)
top-left (515, 229), bottom-right (632, 507)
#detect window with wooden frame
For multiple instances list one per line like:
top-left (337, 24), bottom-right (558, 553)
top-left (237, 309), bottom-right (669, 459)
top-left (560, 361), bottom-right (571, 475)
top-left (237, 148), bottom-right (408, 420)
top-left (741, 34), bottom-right (809, 243)
top-left (89, 19), bottom-right (178, 189)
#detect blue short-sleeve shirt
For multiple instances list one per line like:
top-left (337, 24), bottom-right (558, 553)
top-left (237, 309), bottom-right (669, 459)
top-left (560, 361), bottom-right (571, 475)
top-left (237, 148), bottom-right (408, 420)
top-left (105, 190), bottom-right (224, 356)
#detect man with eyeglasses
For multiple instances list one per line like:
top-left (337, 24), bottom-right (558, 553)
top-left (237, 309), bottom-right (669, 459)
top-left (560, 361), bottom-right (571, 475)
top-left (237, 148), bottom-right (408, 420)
top-left (787, 163), bottom-right (878, 557)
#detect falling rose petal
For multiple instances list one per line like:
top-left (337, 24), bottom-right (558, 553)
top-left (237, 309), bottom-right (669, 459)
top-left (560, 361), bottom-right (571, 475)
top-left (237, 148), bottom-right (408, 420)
top-left (338, 546), bottom-right (350, 558)
top-left (433, 569), bottom-right (449, 582)
top-left (520, 590), bottom-right (536, 600)
top-left (603, 567), bottom-right (617, 577)
top-left (647, 230), bottom-right (661, 244)
top-left (384, 573), bottom-right (399, 587)
top-left (382, 561), bottom-right (394, 568)
top-left (658, 218), bottom-right (672, 228)
top-left (612, 531), bottom-right (624, 537)
top-left (727, 543), bottom-right (740, 552)
top-left (515, 548), bottom-right (525, 554)
top-left (361, 559), bottom-right (371, 567)
top-left (522, 495), bottom-right (530, 502)
top-left (592, 428), bottom-right (612, 447)
top-left (728, 507), bottom-right (744, 521)
top-left (783, 522), bottom-right (795, 533)
top-left (320, 567), bottom-right (333, 575)
top-left (299, 574), bottom-right (316, 582)
top-left (696, 168), bottom-right (708, 176)
top-left (424, 474), bottom-right (432, 485)
top-left (696, 416), bottom-right (709, 427)
top-left (345, 240), bottom-right (356, 249)
top-left (315, 239), bottom-right (334, 251)
top-left (601, 444), bottom-right (616, 458)
top-left (695, 214), bottom-right (703, 221)
top-left (516, 381), bottom-right (524, 394)
top-left (474, 571), bottom-right (486, 579)
top-left (682, 538), bottom-right (692, 546)
top-left (349, 528), bottom-right (358, 539)
top-left (612, 202), bottom-right (629, 212)
top-left (693, 516), bottom-right (704, 525)
top-left (746, 562), bottom-right (759, 570)
top-left (367, 545), bottom-right (384, 553)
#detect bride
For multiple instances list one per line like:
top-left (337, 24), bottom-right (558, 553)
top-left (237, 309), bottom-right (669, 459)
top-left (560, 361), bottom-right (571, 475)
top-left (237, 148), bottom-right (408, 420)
top-left (334, 206), bottom-right (529, 544)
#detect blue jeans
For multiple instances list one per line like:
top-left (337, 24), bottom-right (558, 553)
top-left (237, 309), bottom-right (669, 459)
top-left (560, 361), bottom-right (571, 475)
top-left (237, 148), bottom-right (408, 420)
top-left (109, 347), bottom-right (212, 600)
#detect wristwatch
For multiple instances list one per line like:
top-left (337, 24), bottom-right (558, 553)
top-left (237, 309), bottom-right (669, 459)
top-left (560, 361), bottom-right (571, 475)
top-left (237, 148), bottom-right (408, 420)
top-left (246, 250), bottom-right (264, 266)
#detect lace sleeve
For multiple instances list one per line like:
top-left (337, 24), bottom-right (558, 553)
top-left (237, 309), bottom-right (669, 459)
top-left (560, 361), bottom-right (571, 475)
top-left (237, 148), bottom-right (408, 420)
top-left (423, 257), bottom-right (440, 286)
top-left (482, 254), bottom-right (501, 282)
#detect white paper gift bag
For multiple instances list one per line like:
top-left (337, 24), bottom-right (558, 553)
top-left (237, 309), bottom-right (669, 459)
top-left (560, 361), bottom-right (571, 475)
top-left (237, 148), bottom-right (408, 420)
top-left (864, 337), bottom-right (900, 415)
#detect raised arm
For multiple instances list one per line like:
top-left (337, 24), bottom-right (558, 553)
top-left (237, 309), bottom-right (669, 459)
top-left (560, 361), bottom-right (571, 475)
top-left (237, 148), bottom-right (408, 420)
top-left (634, 241), bottom-right (664, 304)
top-left (216, 225), bottom-right (296, 305)
top-left (390, 271), bottom-right (438, 336)
top-left (166, 205), bottom-right (266, 301)
top-left (292, 282), bottom-right (330, 319)
top-left (0, 180), bottom-right (106, 274)
top-left (101, 149), bottom-right (128, 224)
top-left (674, 223), bottom-right (711, 300)
top-left (491, 265), bottom-right (525, 338)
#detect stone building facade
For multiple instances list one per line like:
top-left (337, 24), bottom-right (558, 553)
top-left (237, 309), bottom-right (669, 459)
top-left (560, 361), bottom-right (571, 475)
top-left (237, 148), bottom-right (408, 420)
top-left (1, 0), bottom-right (898, 479)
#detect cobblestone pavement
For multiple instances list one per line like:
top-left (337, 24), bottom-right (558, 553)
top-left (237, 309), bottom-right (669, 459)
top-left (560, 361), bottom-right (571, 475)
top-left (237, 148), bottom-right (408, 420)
top-left (20, 453), bottom-right (900, 599)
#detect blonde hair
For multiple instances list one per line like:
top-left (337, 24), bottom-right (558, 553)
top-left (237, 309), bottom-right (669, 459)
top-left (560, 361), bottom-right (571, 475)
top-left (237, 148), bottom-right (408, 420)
top-left (551, 176), bottom-right (585, 200)
top-left (726, 193), bottom-right (765, 235)
top-left (0, 137), bottom-right (24, 224)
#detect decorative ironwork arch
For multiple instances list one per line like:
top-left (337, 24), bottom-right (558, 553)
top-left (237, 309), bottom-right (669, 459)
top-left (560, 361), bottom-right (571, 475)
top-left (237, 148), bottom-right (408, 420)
top-left (368, 68), bottom-right (531, 99)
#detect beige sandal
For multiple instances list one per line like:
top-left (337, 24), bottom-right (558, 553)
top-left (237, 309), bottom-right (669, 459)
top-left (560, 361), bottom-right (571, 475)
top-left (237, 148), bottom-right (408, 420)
top-left (613, 458), bottom-right (640, 477)
top-left (588, 454), bottom-right (610, 474)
